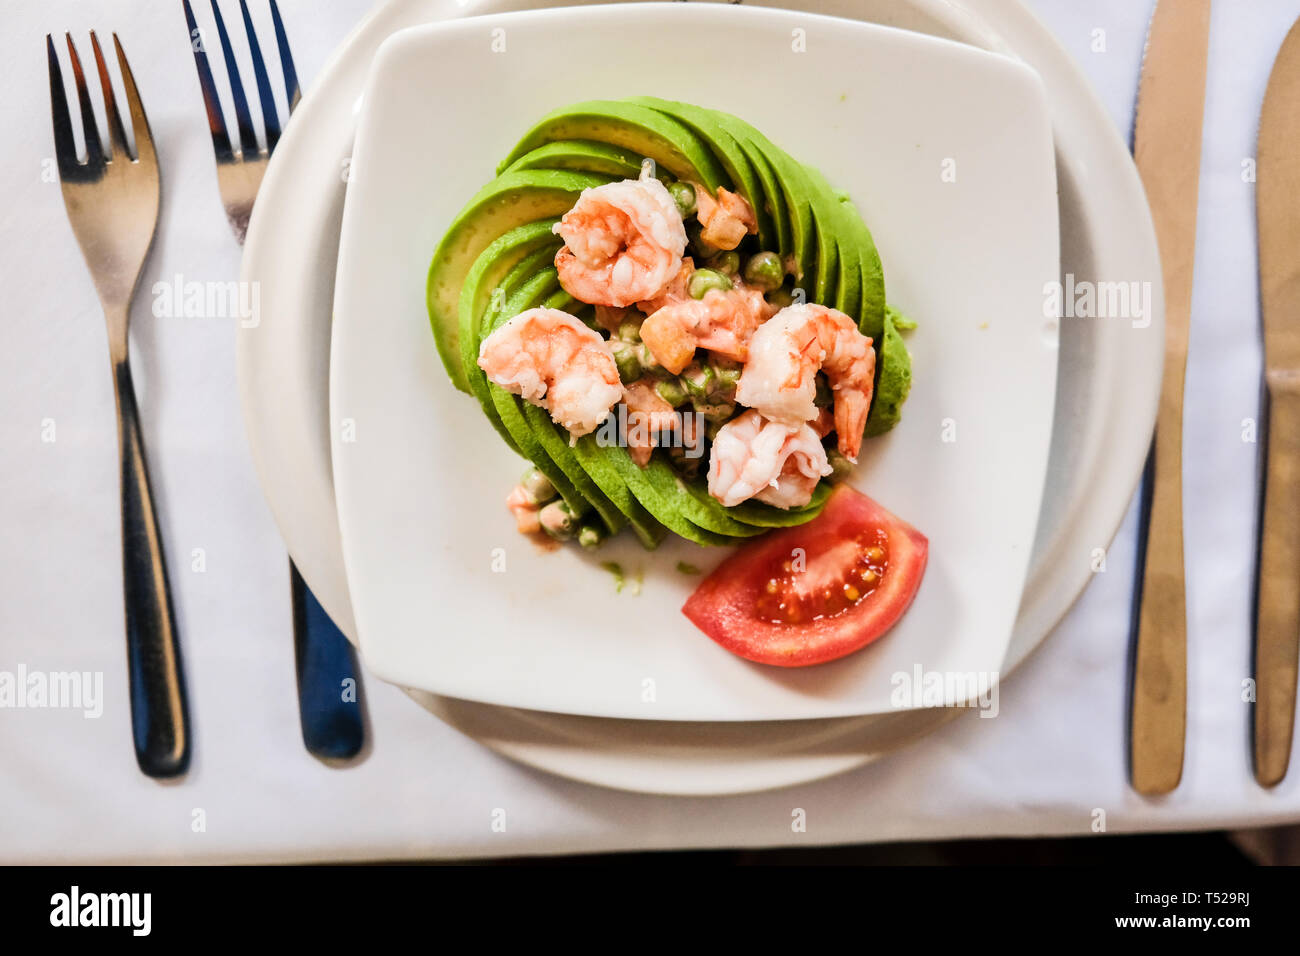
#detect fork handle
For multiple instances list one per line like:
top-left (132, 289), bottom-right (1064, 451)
top-left (113, 358), bottom-right (191, 778)
top-left (290, 562), bottom-right (364, 759)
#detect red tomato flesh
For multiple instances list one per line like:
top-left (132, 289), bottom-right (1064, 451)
top-left (683, 486), bottom-right (928, 667)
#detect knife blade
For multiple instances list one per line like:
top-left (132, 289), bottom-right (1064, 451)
top-left (1129, 0), bottom-right (1212, 796)
top-left (1253, 14), bottom-right (1300, 787)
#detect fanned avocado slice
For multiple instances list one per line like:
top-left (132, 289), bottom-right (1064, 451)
top-left (801, 164), bottom-right (861, 320)
top-left (428, 168), bottom-right (612, 392)
top-left (603, 447), bottom-right (736, 547)
top-left (516, 289), bottom-right (628, 537)
top-left (503, 139), bottom-right (649, 180)
top-left (498, 100), bottom-right (725, 192)
top-left (459, 222), bottom-right (563, 454)
top-left (864, 307), bottom-right (913, 437)
top-left (707, 111), bottom-right (790, 255)
top-left (482, 270), bottom-right (592, 516)
top-left (571, 437), bottom-right (668, 550)
top-left (839, 194), bottom-right (887, 341)
top-left (774, 161), bottom-right (840, 309)
top-left (626, 96), bottom-right (775, 249)
top-left (697, 480), bottom-right (833, 528)
top-left (727, 123), bottom-right (816, 289)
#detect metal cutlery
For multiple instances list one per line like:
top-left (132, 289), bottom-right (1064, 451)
top-left (1128, 0), bottom-right (1212, 795)
top-left (47, 32), bottom-right (190, 777)
top-left (1252, 14), bottom-right (1300, 788)
top-left (183, 0), bottom-right (363, 759)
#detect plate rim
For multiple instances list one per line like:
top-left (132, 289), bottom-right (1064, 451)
top-left (238, 0), bottom-right (1161, 794)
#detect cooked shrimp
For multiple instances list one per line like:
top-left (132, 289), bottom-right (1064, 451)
top-left (694, 184), bottom-right (758, 251)
top-left (707, 409), bottom-right (832, 509)
top-left (553, 175), bottom-right (687, 308)
top-left (734, 304), bottom-right (876, 460)
top-left (622, 379), bottom-right (680, 467)
top-left (639, 281), bottom-right (776, 375)
top-left (635, 256), bottom-right (694, 314)
top-left (478, 308), bottom-right (622, 439)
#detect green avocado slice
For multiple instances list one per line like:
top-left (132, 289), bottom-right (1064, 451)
top-left (701, 480), bottom-right (833, 528)
top-left (428, 168), bottom-right (612, 393)
top-left (602, 448), bottom-right (736, 547)
top-left (482, 270), bottom-right (592, 516)
top-left (708, 112), bottom-right (790, 256)
top-left (840, 194), bottom-right (887, 341)
top-left (478, 268), bottom-right (662, 542)
top-left (503, 139), bottom-right (649, 180)
top-left (517, 289), bottom-right (628, 537)
top-left (497, 100), bottom-right (725, 192)
top-left (728, 123), bottom-right (816, 289)
top-left (626, 96), bottom-right (775, 249)
top-left (571, 437), bottom-right (668, 550)
top-left (459, 221), bottom-right (563, 454)
top-left (801, 164), bottom-right (861, 320)
top-left (790, 162), bottom-right (842, 308)
top-left (864, 307), bottom-right (913, 437)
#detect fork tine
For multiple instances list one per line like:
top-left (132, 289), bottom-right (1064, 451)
top-left (209, 0), bottom-right (260, 156)
top-left (47, 35), bottom-right (80, 177)
top-left (90, 31), bottom-right (131, 161)
top-left (183, 0), bottom-right (234, 163)
top-left (64, 34), bottom-right (104, 168)
top-left (269, 0), bottom-right (300, 112)
top-left (113, 34), bottom-right (157, 170)
top-left (238, 0), bottom-right (281, 152)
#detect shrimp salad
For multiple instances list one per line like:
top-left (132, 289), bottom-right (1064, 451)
top-left (427, 98), bottom-right (914, 550)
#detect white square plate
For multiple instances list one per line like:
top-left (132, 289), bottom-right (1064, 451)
top-left (330, 2), bottom-right (1058, 721)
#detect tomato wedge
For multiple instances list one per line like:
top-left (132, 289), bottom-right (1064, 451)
top-left (683, 486), bottom-right (928, 667)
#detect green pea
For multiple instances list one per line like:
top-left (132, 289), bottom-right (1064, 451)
top-left (668, 181), bottom-right (697, 218)
top-left (711, 363), bottom-right (742, 391)
top-left (520, 467), bottom-right (556, 505)
top-left (578, 523), bottom-right (607, 549)
top-left (540, 500), bottom-right (580, 540)
top-left (680, 363), bottom-right (714, 399)
top-left (696, 400), bottom-right (736, 424)
top-left (610, 340), bottom-right (642, 384)
top-left (708, 252), bottom-right (741, 276)
top-left (655, 378), bottom-right (688, 408)
top-left (767, 286), bottom-right (795, 309)
top-left (743, 251), bottom-right (784, 292)
top-left (635, 343), bottom-right (663, 375)
top-left (616, 318), bottom-right (642, 343)
top-left (688, 268), bottom-right (733, 300)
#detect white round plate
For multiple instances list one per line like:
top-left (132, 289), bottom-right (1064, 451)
top-left (239, 0), bottom-right (1162, 793)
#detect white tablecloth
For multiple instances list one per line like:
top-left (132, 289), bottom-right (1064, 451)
top-left (2, 0), bottom-right (1297, 863)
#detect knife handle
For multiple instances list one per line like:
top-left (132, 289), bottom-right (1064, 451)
top-left (1129, 417), bottom-right (1187, 795)
top-left (1254, 381), bottom-right (1300, 787)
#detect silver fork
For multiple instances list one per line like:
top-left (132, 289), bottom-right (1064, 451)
top-left (47, 32), bottom-right (190, 778)
top-left (184, 0), bottom-right (298, 240)
top-left (184, 0), bottom-right (363, 760)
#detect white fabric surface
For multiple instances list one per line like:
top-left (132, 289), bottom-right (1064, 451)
top-left (1, 0), bottom-right (1297, 862)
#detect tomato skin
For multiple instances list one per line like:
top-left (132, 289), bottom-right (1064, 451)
top-left (682, 487), bottom-right (928, 667)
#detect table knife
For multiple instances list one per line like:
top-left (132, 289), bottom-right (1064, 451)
top-left (1253, 14), bottom-right (1300, 787)
top-left (1129, 0), bottom-right (1212, 795)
